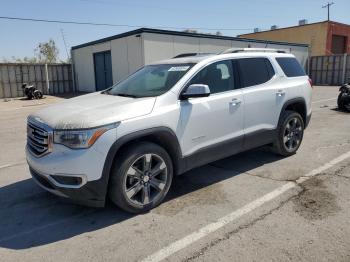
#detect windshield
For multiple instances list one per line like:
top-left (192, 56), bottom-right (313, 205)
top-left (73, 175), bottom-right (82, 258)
top-left (105, 63), bottom-right (194, 98)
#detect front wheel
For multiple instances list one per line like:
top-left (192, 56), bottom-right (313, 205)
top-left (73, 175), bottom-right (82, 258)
top-left (273, 110), bottom-right (304, 156)
top-left (27, 92), bottom-right (33, 100)
top-left (109, 142), bottom-right (173, 213)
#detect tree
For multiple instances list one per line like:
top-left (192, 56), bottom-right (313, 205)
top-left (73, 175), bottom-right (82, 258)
top-left (35, 39), bottom-right (59, 63)
top-left (1, 39), bottom-right (60, 63)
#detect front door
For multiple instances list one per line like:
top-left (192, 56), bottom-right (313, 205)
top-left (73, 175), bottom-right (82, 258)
top-left (178, 60), bottom-right (244, 158)
top-left (94, 51), bottom-right (113, 91)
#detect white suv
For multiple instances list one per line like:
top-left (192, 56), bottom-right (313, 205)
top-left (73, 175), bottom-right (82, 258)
top-left (26, 48), bottom-right (312, 213)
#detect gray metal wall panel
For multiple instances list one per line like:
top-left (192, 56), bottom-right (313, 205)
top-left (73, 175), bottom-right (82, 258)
top-left (126, 35), bottom-right (143, 76)
top-left (111, 37), bottom-right (129, 83)
top-left (0, 63), bottom-right (73, 98)
top-left (72, 47), bottom-right (98, 92)
top-left (143, 32), bottom-right (309, 67)
top-left (72, 32), bottom-right (309, 93)
top-left (310, 54), bottom-right (349, 85)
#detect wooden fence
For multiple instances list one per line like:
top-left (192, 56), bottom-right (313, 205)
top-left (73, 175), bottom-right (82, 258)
top-left (309, 54), bottom-right (350, 86)
top-left (0, 63), bottom-right (74, 99)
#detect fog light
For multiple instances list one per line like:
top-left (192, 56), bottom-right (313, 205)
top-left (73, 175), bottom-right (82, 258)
top-left (50, 175), bottom-right (83, 186)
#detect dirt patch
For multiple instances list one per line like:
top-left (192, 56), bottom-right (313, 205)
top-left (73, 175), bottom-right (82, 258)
top-left (293, 177), bottom-right (340, 220)
top-left (153, 182), bottom-right (228, 216)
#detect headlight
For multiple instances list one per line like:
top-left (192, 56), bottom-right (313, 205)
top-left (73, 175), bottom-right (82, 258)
top-left (53, 123), bottom-right (118, 149)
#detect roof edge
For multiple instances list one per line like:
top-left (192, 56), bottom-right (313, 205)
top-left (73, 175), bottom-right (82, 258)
top-left (71, 27), bottom-right (309, 51)
top-left (239, 20), bottom-right (332, 36)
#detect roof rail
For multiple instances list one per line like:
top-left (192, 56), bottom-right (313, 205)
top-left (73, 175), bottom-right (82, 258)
top-left (221, 48), bottom-right (287, 54)
top-left (173, 53), bottom-right (212, 58)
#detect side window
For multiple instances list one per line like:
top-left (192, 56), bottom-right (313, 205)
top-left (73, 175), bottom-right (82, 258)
top-left (189, 60), bottom-right (235, 94)
top-left (237, 58), bottom-right (275, 88)
top-left (276, 57), bottom-right (306, 77)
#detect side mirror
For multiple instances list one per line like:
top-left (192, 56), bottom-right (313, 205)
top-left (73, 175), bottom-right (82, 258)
top-left (180, 84), bottom-right (210, 100)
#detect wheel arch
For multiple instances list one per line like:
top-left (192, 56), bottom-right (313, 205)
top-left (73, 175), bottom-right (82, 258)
top-left (99, 127), bottom-right (183, 202)
top-left (279, 98), bottom-right (307, 127)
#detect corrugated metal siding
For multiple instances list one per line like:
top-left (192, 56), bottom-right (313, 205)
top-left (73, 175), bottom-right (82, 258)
top-left (142, 33), bottom-right (309, 68)
top-left (72, 30), bottom-right (309, 93)
top-left (72, 35), bottom-right (143, 92)
top-left (0, 63), bottom-right (73, 99)
top-left (310, 54), bottom-right (350, 85)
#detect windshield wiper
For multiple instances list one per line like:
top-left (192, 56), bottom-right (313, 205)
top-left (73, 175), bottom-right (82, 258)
top-left (101, 89), bottom-right (111, 95)
top-left (114, 93), bottom-right (138, 98)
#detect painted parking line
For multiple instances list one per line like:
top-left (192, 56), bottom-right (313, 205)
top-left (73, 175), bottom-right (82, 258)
top-left (1, 104), bottom-right (46, 112)
top-left (0, 162), bottom-right (26, 170)
top-left (312, 98), bottom-right (337, 104)
top-left (142, 150), bottom-right (350, 262)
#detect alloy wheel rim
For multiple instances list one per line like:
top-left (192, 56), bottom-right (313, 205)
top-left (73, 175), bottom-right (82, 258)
top-left (124, 153), bottom-right (167, 206)
top-left (283, 117), bottom-right (302, 151)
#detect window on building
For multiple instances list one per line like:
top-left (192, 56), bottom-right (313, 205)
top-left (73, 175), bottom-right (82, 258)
top-left (331, 35), bottom-right (347, 54)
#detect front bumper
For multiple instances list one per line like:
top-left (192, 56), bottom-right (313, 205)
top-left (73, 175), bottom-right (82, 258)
top-left (305, 113), bottom-right (312, 128)
top-left (29, 166), bottom-right (106, 207)
top-left (25, 128), bottom-right (118, 207)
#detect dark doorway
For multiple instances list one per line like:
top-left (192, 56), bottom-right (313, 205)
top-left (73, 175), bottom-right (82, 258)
top-left (331, 35), bottom-right (347, 54)
top-left (94, 51), bottom-right (113, 91)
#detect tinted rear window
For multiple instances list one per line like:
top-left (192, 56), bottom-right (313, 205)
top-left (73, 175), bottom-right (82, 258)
top-left (237, 58), bottom-right (275, 88)
top-left (276, 57), bottom-right (306, 77)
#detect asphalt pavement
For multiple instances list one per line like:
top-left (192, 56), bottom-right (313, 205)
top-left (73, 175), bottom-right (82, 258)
top-left (0, 86), bottom-right (349, 262)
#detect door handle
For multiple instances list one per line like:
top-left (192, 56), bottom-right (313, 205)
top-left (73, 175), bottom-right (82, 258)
top-left (229, 98), bottom-right (242, 106)
top-left (276, 90), bottom-right (286, 97)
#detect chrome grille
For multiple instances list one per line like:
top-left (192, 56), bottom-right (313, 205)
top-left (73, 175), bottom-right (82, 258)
top-left (27, 118), bottom-right (52, 157)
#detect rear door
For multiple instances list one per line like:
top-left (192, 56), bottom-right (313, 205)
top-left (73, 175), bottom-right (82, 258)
top-left (94, 51), bottom-right (113, 91)
top-left (237, 57), bottom-right (285, 147)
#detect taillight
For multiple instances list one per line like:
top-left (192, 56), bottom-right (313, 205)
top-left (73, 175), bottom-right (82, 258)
top-left (308, 78), bottom-right (313, 88)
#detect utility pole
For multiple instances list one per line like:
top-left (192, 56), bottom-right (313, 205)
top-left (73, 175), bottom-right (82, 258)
top-left (60, 28), bottom-right (70, 62)
top-left (322, 2), bottom-right (334, 21)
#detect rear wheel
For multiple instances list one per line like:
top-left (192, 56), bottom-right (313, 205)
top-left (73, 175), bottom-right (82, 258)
top-left (338, 92), bottom-right (350, 112)
top-left (273, 110), bottom-right (304, 156)
top-left (109, 142), bottom-right (173, 213)
top-left (34, 90), bottom-right (43, 99)
top-left (338, 93), bottom-right (345, 111)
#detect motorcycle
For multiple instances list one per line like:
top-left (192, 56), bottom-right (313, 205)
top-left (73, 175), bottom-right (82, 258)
top-left (337, 82), bottom-right (350, 112)
top-left (22, 83), bottom-right (43, 100)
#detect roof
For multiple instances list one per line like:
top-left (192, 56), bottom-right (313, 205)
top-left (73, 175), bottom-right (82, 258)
top-left (150, 50), bottom-right (294, 65)
top-left (150, 55), bottom-right (214, 65)
top-left (71, 27), bottom-right (309, 50)
top-left (239, 20), bottom-right (350, 36)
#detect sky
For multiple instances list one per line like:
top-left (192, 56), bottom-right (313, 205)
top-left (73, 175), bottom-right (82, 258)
top-left (0, 0), bottom-right (349, 61)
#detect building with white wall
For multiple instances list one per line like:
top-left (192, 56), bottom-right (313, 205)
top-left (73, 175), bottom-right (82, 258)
top-left (71, 28), bottom-right (309, 92)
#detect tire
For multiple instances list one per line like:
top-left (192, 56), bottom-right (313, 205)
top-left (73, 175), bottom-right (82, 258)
top-left (108, 142), bottom-right (173, 213)
top-left (273, 110), bottom-right (304, 156)
top-left (27, 93), bottom-right (33, 100)
top-left (337, 93), bottom-right (346, 111)
top-left (34, 90), bottom-right (43, 99)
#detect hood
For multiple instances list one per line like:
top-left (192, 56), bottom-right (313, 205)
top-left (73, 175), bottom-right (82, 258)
top-left (31, 92), bottom-right (156, 129)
